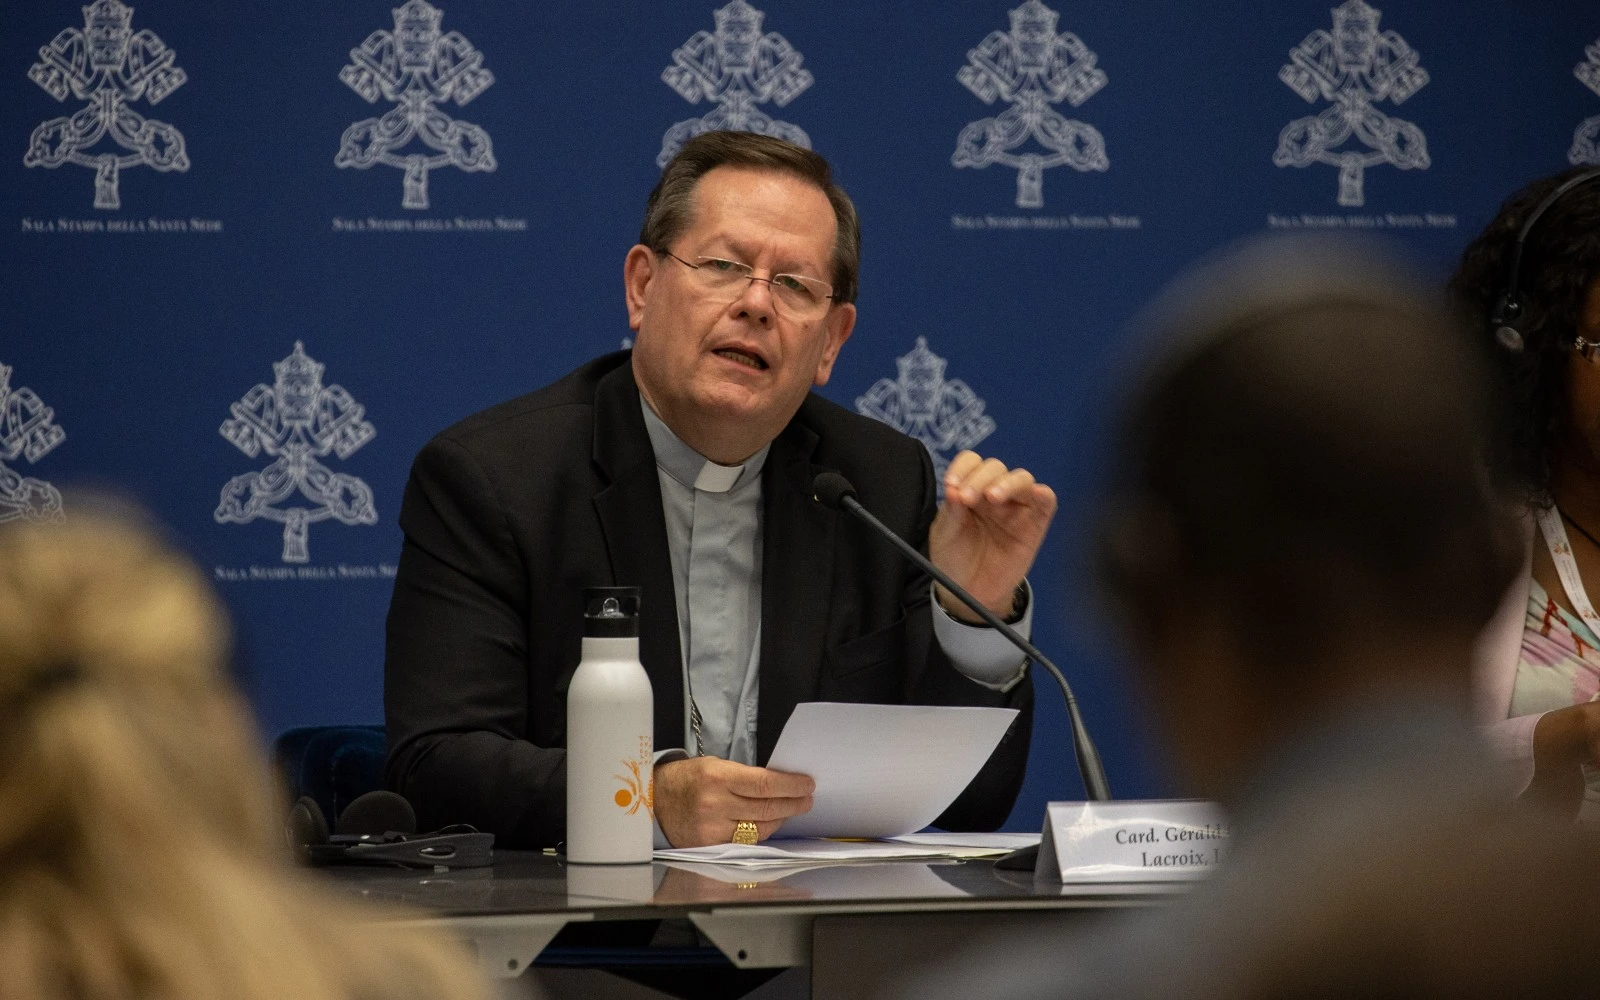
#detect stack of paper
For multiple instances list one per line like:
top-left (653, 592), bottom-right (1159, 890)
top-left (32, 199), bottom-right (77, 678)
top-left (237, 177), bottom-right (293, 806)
top-left (654, 833), bottom-right (1037, 870)
top-left (660, 856), bottom-right (977, 897)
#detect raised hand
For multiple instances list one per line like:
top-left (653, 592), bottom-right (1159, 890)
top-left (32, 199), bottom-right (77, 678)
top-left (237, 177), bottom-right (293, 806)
top-left (928, 451), bottom-right (1057, 622)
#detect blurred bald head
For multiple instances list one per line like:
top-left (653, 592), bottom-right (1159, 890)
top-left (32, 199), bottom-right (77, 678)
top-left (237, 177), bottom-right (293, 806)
top-left (1094, 235), bottom-right (1520, 794)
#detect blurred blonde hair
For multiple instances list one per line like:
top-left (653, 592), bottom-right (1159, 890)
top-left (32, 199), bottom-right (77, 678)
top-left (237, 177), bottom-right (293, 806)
top-left (0, 512), bottom-right (491, 1000)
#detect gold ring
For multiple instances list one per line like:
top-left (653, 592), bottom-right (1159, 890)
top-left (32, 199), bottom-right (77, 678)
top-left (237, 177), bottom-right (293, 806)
top-left (732, 820), bottom-right (759, 845)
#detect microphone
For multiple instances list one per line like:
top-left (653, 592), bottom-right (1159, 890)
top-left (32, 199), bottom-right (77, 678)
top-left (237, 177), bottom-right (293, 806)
top-left (810, 471), bottom-right (1112, 806)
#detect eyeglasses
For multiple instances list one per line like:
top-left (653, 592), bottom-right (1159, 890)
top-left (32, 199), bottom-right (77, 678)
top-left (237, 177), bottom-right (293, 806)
top-left (658, 250), bottom-right (835, 319)
top-left (1579, 337), bottom-right (1600, 360)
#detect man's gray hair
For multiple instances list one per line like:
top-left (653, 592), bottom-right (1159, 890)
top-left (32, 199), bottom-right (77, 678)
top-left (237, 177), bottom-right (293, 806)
top-left (641, 132), bottom-right (861, 305)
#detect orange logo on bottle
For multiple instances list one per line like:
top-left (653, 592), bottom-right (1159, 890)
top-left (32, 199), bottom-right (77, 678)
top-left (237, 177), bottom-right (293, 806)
top-left (613, 757), bottom-right (653, 816)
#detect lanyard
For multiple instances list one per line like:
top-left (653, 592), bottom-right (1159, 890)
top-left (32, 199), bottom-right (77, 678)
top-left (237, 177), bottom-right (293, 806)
top-left (1535, 506), bottom-right (1600, 640)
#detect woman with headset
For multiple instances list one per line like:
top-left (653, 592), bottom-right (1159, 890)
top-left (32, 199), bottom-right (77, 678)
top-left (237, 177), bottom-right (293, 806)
top-left (1454, 165), bottom-right (1600, 818)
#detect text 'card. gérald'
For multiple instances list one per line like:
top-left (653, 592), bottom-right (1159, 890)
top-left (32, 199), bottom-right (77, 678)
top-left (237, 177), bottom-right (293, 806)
top-left (1037, 800), bottom-right (1229, 885)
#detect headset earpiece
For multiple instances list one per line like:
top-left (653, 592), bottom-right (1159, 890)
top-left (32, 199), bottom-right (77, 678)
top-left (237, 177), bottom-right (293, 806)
top-left (1491, 295), bottom-right (1525, 353)
top-left (285, 795), bottom-right (329, 854)
top-left (1489, 168), bottom-right (1600, 356)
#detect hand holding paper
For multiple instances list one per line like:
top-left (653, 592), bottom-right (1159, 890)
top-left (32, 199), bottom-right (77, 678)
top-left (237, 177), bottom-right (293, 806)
top-left (654, 755), bottom-right (815, 847)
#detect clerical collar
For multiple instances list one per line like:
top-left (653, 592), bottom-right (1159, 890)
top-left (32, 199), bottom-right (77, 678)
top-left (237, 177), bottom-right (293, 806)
top-left (639, 398), bottom-right (769, 493)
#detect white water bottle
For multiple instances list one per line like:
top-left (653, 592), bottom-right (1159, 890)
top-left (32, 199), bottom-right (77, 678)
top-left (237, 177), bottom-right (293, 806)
top-left (566, 586), bottom-right (654, 864)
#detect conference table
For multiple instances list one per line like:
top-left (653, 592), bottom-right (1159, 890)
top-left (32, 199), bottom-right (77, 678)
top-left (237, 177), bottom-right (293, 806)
top-left (323, 849), bottom-right (1173, 999)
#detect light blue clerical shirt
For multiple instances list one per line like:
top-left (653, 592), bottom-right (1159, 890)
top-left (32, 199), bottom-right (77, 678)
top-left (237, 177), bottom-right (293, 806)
top-left (640, 399), bottom-right (1031, 766)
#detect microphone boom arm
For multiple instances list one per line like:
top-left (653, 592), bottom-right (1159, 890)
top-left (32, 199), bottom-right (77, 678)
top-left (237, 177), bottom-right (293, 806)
top-left (834, 492), bottom-right (1112, 802)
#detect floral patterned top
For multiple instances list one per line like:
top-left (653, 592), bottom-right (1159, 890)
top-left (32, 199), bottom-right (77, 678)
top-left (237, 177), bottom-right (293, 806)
top-left (1511, 578), bottom-right (1600, 821)
top-left (1511, 578), bottom-right (1600, 717)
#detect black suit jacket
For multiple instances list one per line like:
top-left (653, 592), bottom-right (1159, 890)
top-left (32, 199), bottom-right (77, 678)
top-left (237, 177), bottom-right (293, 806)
top-left (384, 352), bottom-right (1033, 848)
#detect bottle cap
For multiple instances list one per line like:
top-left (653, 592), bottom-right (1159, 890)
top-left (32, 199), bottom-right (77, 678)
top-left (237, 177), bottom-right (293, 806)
top-left (583, 586), bottom-right (641, 638)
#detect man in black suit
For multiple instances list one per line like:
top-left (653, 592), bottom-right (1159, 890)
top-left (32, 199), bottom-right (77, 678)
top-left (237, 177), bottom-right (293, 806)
top-left (385, 132), bottom-right (1055, 849)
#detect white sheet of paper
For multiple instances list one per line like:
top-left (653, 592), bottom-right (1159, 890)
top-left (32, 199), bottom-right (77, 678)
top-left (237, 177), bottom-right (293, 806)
top-left (762, 701), bottom-right (1020, 839)
top-left (661, 858), bottom-right (972, 897)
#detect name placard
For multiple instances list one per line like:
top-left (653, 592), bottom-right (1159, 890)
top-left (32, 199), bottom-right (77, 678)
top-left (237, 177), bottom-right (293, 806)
top-left (1036, 800), bottom-right (1229, 884)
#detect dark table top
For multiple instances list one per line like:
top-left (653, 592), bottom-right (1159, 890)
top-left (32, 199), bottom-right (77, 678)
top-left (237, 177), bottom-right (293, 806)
top-left (318, 850), bottom-right (1147, 921)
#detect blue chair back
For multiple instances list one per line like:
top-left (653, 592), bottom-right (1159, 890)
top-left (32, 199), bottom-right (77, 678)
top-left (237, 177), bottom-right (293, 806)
top-left (273, 725), bottom-right (387, 826)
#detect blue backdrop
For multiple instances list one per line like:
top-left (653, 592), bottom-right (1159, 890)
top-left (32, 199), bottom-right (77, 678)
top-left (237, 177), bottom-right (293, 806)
top-left (7, 0), bottom-right (1599, 829)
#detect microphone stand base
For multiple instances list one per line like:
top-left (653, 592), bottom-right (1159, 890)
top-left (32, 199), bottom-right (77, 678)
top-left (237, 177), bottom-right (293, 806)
top-left (993, 843), bottom-right (1040, 871)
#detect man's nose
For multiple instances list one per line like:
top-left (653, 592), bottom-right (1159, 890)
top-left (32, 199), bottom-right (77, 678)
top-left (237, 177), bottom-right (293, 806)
top-left (731, 275), bottom-right (775, 328)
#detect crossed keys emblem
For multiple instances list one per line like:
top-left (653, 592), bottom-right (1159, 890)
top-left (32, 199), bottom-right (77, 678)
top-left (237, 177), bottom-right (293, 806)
top-left (0, 364), bottom-right (66, 523)
top-left (658, 0), bottom-right (814, 168)
top-left (335, 0), bottom-right (496, 209)
top-left (1569, 38), bottom-right (1600, 165)
top-left (856, 338), bottom-right (996, 482)
top-left (1273, 0), bottom-right (1430, 207)
top-left (24, 0), bottom-right (190, 209)
top-left (952, 1), bottom-right (1109, 209)
top-left (215, 343), bottom-right (377, 563)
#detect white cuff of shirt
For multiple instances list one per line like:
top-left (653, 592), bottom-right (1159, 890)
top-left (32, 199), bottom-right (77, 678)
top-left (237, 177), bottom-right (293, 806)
top-left (930, 579), bottom-right (1033, 693)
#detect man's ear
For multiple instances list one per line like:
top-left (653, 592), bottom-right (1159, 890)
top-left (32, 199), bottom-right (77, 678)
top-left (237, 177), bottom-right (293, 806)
top-left (623, 245), bottom-right (656, 332)
top-left (811, 302), bottom-right (857, 387)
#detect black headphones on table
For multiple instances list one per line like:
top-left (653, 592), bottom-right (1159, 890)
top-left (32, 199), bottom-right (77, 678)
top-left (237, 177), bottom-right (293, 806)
top-left (1490, 167), bottom-right (1600, 354)
top-left (285, 790), bottom-right (494, 868)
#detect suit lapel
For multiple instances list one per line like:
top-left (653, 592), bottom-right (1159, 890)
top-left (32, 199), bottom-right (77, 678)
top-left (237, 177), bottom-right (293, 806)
top-left (756, 408), bottom-right (835, 764)
top-left (591, 362), bottom-right (685, 753)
